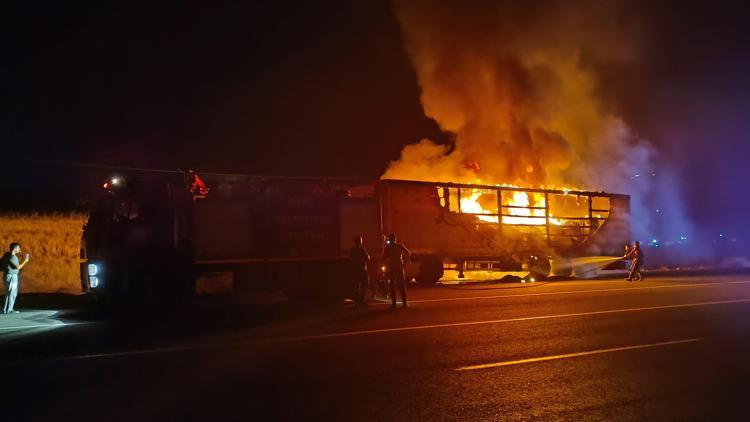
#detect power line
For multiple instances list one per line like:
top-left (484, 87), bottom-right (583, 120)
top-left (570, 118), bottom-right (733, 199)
top-left (15, 156), bottom-right (371, 181)
top-left (17, 157), bottom-right (182, 174)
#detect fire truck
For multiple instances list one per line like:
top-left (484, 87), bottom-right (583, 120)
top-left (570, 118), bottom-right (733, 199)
top-left (81, 172), bottom-right (630, 303)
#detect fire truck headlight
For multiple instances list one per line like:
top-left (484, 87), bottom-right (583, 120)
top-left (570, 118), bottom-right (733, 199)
top-left (87, 263), bottom-right (101, 289)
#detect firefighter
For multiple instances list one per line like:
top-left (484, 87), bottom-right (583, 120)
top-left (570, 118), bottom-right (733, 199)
top-left (349, 235), bottom-right (370, 307)
top-left (623, 244), bottom-right (631, 273)
top-left (623, 241), bottom-right (645, 281)
top-left (384, 233), bottom-right (410, 308)
top-left (1, 243), bottom-right (30, 314)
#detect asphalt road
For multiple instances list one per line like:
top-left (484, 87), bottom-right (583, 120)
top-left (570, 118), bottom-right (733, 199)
top-left (4, 273), bottom-right (750, 421)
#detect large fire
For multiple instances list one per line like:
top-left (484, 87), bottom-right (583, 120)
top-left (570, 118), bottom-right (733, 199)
top-left (383, 1), bottom-right (653, 214)
top-left (427, 175), bottom-right (612, 245)
top-left (458, 185), bottom-right (567, 226)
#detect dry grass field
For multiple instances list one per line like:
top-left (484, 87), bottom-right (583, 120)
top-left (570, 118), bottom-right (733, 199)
top-left (0, 213), bottom-right (88, 294)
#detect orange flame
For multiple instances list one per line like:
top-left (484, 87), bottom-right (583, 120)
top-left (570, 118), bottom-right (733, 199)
top-left (459, 188), bottom-right (566, 226)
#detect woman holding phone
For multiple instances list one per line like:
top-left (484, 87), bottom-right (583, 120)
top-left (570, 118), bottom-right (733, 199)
top-left (1, 242), bottom-right (30, 314)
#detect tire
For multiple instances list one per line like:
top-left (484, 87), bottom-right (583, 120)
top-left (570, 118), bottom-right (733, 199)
top-left (278, 264), bottom-right (308, 303)
top-left (526, 255), bottom-right (551, 279)
top-left (551, 257), bottom-right (573, 277)
top-left (278, 262), bottom-right (347, 305)
top-left (313, 263), bottom-right (347, 305)
top-left (416, 256), bottom-right (444, 285)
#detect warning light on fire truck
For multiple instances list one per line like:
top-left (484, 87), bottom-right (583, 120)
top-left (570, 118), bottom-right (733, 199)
top-left (103, 176), bottom-right (122, 190)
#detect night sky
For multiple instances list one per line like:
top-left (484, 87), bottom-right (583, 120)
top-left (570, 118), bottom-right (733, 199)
top-left (2, 1), bottom-right (749, 245)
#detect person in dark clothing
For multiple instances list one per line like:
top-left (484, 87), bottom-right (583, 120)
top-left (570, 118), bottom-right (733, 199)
top-left (623, 241), bottom-right (645, 281)
top-left (623, 244), bottom-right (631, 274)
top-left (383, 233), bottom-right (410, 308)
top-left (349, 235), bottom-right (370, 307)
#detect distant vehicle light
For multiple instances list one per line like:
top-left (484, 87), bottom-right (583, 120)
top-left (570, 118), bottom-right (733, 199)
top-left (87, 263), bottom-right (98, 276)
top-left (381, 266), bottom-right (386, 272)
top-left (111, 178), bottom-right (120, 185)
top-left (530, 277), bottom-right (536, 282)
top-left (89, 276), bottom-right (99, 288)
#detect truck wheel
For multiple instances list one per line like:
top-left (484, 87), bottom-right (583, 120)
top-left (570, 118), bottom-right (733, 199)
top-left (278, 264), bottom-right (308, 303)
top-left (314, 289), bottom-right (345, 306)
top-left (526, 256), bottom-right (551, 279)
top-left (417, 256), bottom-right (444, 286)
top-left (280, 279), bottom-right (309, 304)
top-left (314, 263), bottom-right (348, 305)
top-left (551, 258), bottom-right (573, 277)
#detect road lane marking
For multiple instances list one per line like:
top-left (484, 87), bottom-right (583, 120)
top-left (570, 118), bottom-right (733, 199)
top-left (5, 298), bottom-right (748, 364)
top-left (407, 280), bottom-right (750, 304)
top-left (455, 338), bottom-right (705, 371)
top-left (261, 298), bottom-right (750, 343)
top-left (2, 343), bottom-right (222, 366)
top-left (0, 322), bottom-right (93, 331)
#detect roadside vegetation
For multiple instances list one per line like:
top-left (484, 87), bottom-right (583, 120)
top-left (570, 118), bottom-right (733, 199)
top-left (0, 212), bottom-right (88, 293)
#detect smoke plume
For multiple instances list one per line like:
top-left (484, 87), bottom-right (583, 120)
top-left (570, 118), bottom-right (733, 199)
top-left (384, 0), bottom-right (697, 247)
top-left (384, 0), bottom-right (652, 191)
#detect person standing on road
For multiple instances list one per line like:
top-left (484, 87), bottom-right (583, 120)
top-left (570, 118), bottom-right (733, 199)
top-left (384, 233), bottom-right (410, 308)
top-left (624, 241), bottom-right (644, 281)
top-left (623, 244), bottom-right (631, 274)
top-left (1, 242), bottom-right (30, 314)
top-left (349, 235), bottom-right (370, 307)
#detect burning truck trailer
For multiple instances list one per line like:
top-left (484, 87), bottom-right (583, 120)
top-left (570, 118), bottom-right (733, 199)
top-left (376, 180), bottom-right (630, 281)
top-left (81, 172), bottom-right (630, 303)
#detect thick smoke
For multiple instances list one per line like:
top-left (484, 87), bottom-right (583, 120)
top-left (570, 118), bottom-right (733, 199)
top-left (385, 0), bottom-right (692, 249)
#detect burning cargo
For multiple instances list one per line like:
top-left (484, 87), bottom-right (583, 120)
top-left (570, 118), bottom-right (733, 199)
top-left (81, 173), bottom-right (629, 303)
top-left (377, 179), bottom-right (629, 280)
